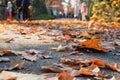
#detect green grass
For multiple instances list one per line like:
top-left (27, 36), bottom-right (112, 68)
top-left (32, 14), bottom-right (55, 20)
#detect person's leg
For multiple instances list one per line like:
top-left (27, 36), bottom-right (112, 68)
top-left (17, 9), bottom-right (21, 20)
top-left (23, 7), bottom-right (29, 20)
top-left (9, 11), bottom-right (12, 19)
top-left (82, 14), bottom-right (86, 21)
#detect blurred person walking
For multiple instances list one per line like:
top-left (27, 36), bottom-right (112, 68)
top-left (74, 2), bottom-right (80, 20)
top-left (81, 1), bottom-right (88, 21)
top-left (7, 0), bottom-right (12, 19)
top-left (16, 0), bottom-right (30, 20)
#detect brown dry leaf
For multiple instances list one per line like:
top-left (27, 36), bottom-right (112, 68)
top-left (91, 59), bottom-right (120, 72)
top-left (9, 60), bottom-right (25, 70)
top-left (41, 63), bottom-right (73, 73)
top-left (58, 71), bottom-right (74, 80)
top-left (22, 49), bottom-right (41, 61)
top-left (22, 49), bottom-right (50, 61)
top-left (91, 59), bottom-right (107, 68)
top-left (19, 28), bottom-right (27, 35)
top-left (6, 77), bottom-right (16, 80)
top-left (41, 40), bottom-right (52, 43)
top-left (79, 68), bottom-right (93, 76)
top-left (81, 30), bottom-right (91, 38)
top-left (22, 52), bottom-right (38, 61)
top-left (107, 63), bottom-right (120, 72)
top-left (78, 39), bottom-right (109, 51)
top-left (112, 22), bottom-right (120, 28)
top-left (39, 73), bottom-right (58, 79)
top-left (3, 38), bottom-right (14, 43)
top-left (60, 58), bottom-right (91, 66)
top-left (0, 57), bottom-right (10, 62)
top-left (41, 65), bottom-right (63, 73)
top-left (64, 35), bottom-right (74, 42)
top-left (0, 71), bottom-right (44, 80)
top-left (53, 36), bottom-right (64, 42)
top-left (63, 27), bottom-right (70, 35)
top-left (63, 51), bottom-right (81, 57)
top-left (2, 50), bottom-right (16, 56)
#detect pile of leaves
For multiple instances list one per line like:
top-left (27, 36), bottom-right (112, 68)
top-left (0, 20), bottom-right (120, 80)
top-left (41, 58), bottom-right (120, 80)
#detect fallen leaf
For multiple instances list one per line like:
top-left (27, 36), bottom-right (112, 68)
top-left (22, 52), bottom-right (38, 61)
top-left (0, 57), bottom-right (10, 62)
top-left (70, 70), bottom-right (80, 77)
top-left (2, 50), bottom-right (16, 56)
top-left (6, 77), bottom-right (16, 80)
top-left (79, 68), bottom-right (93, 76)
top-left (39, 73), bottom-right (58, 79)
top-left (0, 71), bottom-right (45, 80)
top-left (9, 60), bottom-right (25, 70)
top-left (41, 65), bottom-right (63, 73)
top-left (90, 63), bottom-right (100, 73)
top-left (3, 38), bottom-right (14, 43)
top-left (114, 39), bottom-right (120, 46)
top-left (53, 36), bottom-right (64, 42)
top-left (64, 35), bottom-right (74, 42)
top-left (41, 64), bottom-right (72, 73)
top-left (51, 45), bottom-right (70, 52)
top-left (91, 59), bottom-right (107, 68)
top-left (107, 63), bottom-right (120, 72)
top-left (42, 40), bottom-right (51, 43)
top-left (78, 39), bottom-right (109, 51)
top-left (63, 51), bottom-right (82, 57)
top-left (58, 71), bottom-right (74, 80)
top-left (63, 27), bottom-right (70, 36)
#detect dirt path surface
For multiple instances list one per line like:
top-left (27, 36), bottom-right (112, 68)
top-left (0, 20), bottom-right (120, 80)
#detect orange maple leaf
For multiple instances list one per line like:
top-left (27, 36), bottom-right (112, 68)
top-left (78, 39), bottom-right (108, 51)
